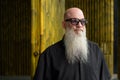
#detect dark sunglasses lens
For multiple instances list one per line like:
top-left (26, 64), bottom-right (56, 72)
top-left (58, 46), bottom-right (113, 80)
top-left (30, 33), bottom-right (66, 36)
top-left (80, 19), bottom-right (87, 26)
top-left (71, 19), bottom-right (79, 25)
top-left (81, 21), bottom-right (86, 26)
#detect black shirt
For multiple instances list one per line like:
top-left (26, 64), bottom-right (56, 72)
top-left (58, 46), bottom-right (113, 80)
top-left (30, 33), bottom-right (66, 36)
top-left (33, 40), bottom-right (111, 80)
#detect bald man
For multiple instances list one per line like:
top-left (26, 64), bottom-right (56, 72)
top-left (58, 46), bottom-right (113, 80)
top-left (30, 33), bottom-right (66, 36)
top-left (33, 7), bottom-right (111, 80)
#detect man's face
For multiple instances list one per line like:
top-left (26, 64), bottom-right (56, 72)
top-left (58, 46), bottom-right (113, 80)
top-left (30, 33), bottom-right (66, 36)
top-left (65, 18), bottom-right (87, 35)
top-left (63, 8), bottom-right (87, 35)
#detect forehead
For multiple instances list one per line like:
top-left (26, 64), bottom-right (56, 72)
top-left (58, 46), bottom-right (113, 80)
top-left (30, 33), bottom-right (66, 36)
top-left (65, 8), bottom-right (84, 19)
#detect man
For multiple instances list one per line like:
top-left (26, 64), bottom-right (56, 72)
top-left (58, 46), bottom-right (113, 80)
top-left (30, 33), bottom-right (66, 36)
top-left (33, 7), bottom-right (111, 80)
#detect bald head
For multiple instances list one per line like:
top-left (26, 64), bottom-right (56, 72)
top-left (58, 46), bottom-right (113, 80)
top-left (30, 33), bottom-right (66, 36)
top-left (64, 7), bottom-right (85, 20)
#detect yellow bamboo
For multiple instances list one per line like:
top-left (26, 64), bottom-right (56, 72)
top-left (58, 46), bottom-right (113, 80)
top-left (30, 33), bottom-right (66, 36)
top-left (31, 0), bottom-right (65, 77)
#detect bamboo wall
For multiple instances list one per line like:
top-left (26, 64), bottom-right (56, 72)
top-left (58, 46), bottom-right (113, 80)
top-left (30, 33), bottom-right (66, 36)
top-left (31, 0), bottom-right (65, 77)
top-left (118, 0), bottom-right (120, 79)
top-left (1, 0), bottom-right (31, 76)
top-left (65, 0), bottom-right (114, 75)
top-left (40, 0), bottom-right (65, 52)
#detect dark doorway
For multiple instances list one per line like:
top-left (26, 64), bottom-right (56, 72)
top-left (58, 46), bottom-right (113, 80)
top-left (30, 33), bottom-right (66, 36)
top-left (114, 0), bottom-right (118, 74)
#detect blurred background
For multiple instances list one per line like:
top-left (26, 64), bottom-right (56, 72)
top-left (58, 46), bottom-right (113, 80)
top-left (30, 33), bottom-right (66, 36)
top-left (0, 0), bottom-right (120, 80)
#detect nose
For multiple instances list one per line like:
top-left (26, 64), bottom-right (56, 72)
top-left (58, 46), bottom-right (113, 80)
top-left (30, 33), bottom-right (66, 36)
top-left (76, 22), bottom-right (83, 28)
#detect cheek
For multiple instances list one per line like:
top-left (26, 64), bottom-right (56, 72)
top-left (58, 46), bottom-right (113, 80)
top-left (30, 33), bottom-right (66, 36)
top-left (83, 27), bottom-right (86, 31)
top-left (81, 26), bottom-right (86, 31)
top-left (66, 24), bottom-right (73, 30)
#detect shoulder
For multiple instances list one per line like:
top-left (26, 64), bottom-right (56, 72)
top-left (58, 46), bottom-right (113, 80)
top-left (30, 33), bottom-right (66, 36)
top-left (47, 39), bottom-right (64, 51)
top-left (39, 39), bottom-right (65, 63)
top-left (87, 40), bottom-right (99, 49)
top-left (40, 40), bottom-right (64, 55)
top-left (87, 40), bottom-right (105, 63)
top-left (88, 40), bottom-right (98, 45)
top-left (87, 40), bottom-right (103, 56)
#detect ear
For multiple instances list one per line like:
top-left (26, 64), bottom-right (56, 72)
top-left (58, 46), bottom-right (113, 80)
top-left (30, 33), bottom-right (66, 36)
top-left (62, 21), bottom-right (66, 29)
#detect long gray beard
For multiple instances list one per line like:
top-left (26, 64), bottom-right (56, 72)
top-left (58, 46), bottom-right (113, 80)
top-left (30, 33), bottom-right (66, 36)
top-left (64, 27), bottom-right (88, 64)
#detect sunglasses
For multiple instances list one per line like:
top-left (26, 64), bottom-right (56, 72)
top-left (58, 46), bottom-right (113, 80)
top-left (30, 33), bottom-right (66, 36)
top-left (65, 18), bottom-right (88, 26)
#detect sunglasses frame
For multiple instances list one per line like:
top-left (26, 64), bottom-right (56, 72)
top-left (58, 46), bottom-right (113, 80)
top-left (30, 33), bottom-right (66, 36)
top-left (65, 18), bottom-right (88, 26)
